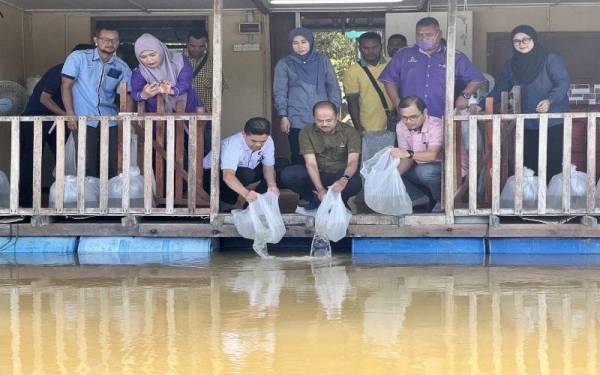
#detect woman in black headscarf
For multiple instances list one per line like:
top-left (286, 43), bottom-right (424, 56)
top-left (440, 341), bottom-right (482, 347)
top-left (488, 25), bottom-right (570, 181)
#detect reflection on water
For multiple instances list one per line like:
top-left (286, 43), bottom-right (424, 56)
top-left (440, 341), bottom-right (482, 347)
top-left (1, 255), bottom-right (600, 374)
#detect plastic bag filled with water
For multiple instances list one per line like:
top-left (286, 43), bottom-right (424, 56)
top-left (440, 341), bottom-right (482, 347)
top-left (500, 167), bottom-right (539, 209)
top-left (49, 175), bottom-right (100, 208)
top-left (0, 170), bottom-right (9, 207)
top-left (315, 188), bottom-right (352, 242)
top-left (108, 166), bottom-right (153, 208)
top-left (310, 233), bottom-right (332, 257)
top-left (232, 192), bottom-right (286, 257)
top-left (360, 147), bottom-right (412, 215)
top-left (547, 165), bottom-right (587, 210)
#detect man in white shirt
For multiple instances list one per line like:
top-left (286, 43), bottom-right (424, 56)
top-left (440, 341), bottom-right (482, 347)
top-left (203, 117), bottom-right (280, 210)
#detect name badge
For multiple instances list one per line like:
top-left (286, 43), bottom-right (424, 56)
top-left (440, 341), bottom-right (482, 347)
top-left (107, 68), bottom-right (122, 79)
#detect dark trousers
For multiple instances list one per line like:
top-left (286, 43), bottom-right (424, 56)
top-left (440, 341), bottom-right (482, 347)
top-left (289, 128), bottom-right (304, 165)
top-left (19, 121), bottom-right (57, 207)
top-left (524, 124), bottom-right (563, 183)
top-left (203, 120), bottom-right (212, 156)
top-left (279, 164), bottom-right (362, 206)
top-left (203, 166), bottom-right (267, 204)
top-left (82, 125), bottom-right (119, 178)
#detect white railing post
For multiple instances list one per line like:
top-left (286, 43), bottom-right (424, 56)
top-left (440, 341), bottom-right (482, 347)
top-left (562, 115), bottom-right (573, 213)
top-left (468, 116), bottom-right (478, 214)
top-left (514, 115), bottom-right (525, 215)
top-left (537, 115), bottom-right (548, 214)
top-left (586, 113), bottom-right (596, 213)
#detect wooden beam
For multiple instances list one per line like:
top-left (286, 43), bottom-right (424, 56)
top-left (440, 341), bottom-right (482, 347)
top-left (443, 0), bottom-right (457, 224)
top-left (251, 0), bottom-right (270, 14)
top-left (210, 0), bottom-right (224, 222)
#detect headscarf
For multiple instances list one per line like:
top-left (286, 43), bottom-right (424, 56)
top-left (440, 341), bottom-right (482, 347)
top-left (510, 25), bottom-right (548, 85)
top-left (285, 27), bottom-right (323, 88)
top-left (134, 33), bottom-right (187, 113)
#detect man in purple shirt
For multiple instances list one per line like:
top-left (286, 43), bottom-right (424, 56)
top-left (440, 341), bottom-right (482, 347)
top-left (379, 17), bottom-right (485, 118)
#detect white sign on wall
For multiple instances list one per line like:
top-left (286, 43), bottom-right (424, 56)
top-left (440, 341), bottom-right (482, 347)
top-left (385, 11), bottom-right (473, 60)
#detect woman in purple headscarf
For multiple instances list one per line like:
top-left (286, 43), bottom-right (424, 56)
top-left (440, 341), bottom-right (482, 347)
top-left (131, 33), bottom-right (204, 113)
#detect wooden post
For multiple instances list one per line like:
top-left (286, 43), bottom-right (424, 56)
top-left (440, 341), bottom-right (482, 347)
top-left (32, 118), bottom-right (43, 213)
top-left (76, 117), bottom-right (87, 214)
top-left (188, 118), bottom-right (198, 212)
top-left (55, 118), bottom-right (66, 212)
top-left (197, 120), bottom-right (208, 206)
top-left (175, 101), bottom-right (185, 201)
top-left (586, 113), bottom-right (596, 213)
top-left (118, 82), bottom-right (127, 174)
top-left (562, 115), bottom-right (573, 213)
top-left (155, 95), bottom-right (166, 200)
top-left (514, 115), bottom-right (525, 215)
top-left (99, 118), bottom-right (110, 213)
top-left (491, 116), bottom-right (501, 215)
top-left (9, 118), bottom-right (20, 213)
top-left (144, 118), bottom-right (154, 214)
top-left (537, 115), bottom-right (548, 214)
top-left (468, 116), bottom-right (478, 214)
top-left (443, 0), bottom-right (457, 223)
top-left (137, 102), bottom-right (145, 172)
top-left (122, 117), bottom-right (131, 212)
top-left (210, 0), bottom-right (224, 221)
top-left (500, 91), bottom-right (510, 188)
top-left (166, 117), bottom-right (175, 213)
top-left (485, 97), bottom-right (494, 205)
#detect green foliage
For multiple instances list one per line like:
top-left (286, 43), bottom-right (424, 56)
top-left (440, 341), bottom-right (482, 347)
top-left (313, 31), bottom-right (357, 84)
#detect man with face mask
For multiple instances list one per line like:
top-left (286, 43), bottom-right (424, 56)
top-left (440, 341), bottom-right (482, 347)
top-left (379, 17), bottom-right (485, 119)
top-left (203, 117), bottom-right (279, 211)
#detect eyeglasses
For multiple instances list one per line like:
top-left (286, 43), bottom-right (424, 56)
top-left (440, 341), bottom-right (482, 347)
top-left (400, 114), bottom-right (423, 122)
top-left (97, 37), bottom-right (119, 45)
top-left (512, 37), bottom-right (532, 46)
top-left (317, 119), bottom-right (336, 125)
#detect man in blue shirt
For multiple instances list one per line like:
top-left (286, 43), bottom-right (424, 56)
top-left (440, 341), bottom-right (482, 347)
top-left (61, 27), bottom-right (132, 178)
top-left (379, 17), bottom-right (485, 118)
top-left (19, 43), bottom-right (93, 207)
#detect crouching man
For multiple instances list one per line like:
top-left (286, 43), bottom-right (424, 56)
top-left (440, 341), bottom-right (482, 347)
top-left (391, 96), bottom-right (442, 212)
top-left (203, 117), bottom-right (279, 211)
top-left (280, 101), bottom-right (362, 214)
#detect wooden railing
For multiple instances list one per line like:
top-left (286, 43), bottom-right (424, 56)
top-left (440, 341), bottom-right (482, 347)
top-left (452, 105), bottom-right (598, 217)
top-left (0, 111), bottom-right (211, 217)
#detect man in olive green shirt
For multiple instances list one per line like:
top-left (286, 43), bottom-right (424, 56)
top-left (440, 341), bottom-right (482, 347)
top-left (280, 101), bottom-right (362, 213)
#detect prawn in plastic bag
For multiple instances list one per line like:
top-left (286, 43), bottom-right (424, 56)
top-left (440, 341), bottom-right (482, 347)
top-left (547, 164), bottom-right (587, 209)
top-left (232, 192), bottom-right (286, 257)
top-left (360, 147), bottom-right (412, 215)
top-left (315, 188), bottom-right (352, 243)
top-left (500, 167), bottom-right (539, 209)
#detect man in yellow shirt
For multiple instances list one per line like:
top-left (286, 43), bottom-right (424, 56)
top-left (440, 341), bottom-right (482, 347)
top-left (343, 32), bottom-right (395, 163)
top-left (344, 32), bottom-right (392, 134)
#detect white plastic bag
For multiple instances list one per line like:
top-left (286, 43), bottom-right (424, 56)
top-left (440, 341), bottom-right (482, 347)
top-left (64, 133), bottom-right (77, 176)
top-left (315, 188), bottom-right (351, 242)
top-left (360, 147), bottom-right (412, 215)
top-left (500, 167), bottom-right (539, 209)
top-left (108, 166), bottom-right (150, 208)
top-left (49, 175), bottom-right (100, 208)
top-left (0, 170), bottom-right (9, 207)
top-left (232, 192), bottom-right (286, 257)
top-left (547, 165), bottom-right (587, 209)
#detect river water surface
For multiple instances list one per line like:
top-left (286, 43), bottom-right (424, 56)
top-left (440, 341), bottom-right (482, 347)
top-left (1, 252), bottom-right (599, 374)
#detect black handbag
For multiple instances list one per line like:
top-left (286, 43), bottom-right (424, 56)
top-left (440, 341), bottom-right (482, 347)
top-left (360, 63), bottom-right (397, 132)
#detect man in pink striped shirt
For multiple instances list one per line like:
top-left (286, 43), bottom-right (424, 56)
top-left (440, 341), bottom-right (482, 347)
top-left (390, 96), bottom-right (443, 211)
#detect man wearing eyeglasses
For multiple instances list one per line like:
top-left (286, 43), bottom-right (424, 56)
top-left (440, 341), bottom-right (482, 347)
top-left (61, 27), bottom-right (132, 178)
top-left (280, 100), bottom-right (362, 214)
top-left (391, 96), bottom-right (443, 212)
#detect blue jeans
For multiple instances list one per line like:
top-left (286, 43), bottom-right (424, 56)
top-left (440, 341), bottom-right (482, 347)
top-left (402, 162), bottom-right (442, 204)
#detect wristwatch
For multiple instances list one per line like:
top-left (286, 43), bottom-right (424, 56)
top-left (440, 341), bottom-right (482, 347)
top-left (342, 174), bottom-right (351, 180)
top-left (407, 150), bottom-right (414, 159)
